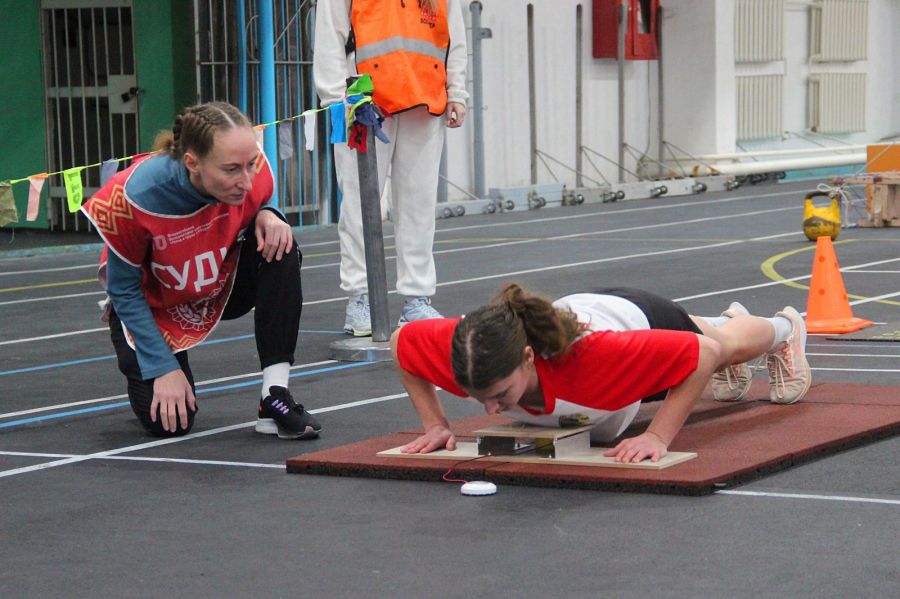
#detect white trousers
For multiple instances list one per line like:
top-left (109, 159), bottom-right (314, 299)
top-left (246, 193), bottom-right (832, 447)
top-left (333, 107), bottom-right (443, 297)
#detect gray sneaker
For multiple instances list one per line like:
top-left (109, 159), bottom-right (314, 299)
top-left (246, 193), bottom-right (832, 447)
top-left (765, 306), bottom-right (811, 404)
top-left (344, 294), bottom-right (372, 337)
top-left (712, 302), bottom-right (755, 402)
top-left (398, 296), bottom-right (442, 326)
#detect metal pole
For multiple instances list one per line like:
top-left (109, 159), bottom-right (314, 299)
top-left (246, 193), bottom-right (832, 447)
top-left (357, 127), bottom-right (390, 342)
top-left (237, 0), bottom-right (247, 113)
top-left (527, 4), bottom-right (537, 185)
top-left (617, 0), bottom-right (626, 183)
top-left (470, 0), bottom-right (489, 199)
top-left (575, 3), bottom-right (583, 188)
top-left (656, 5), bottom-right (664, 180)
top-left (258, 0), bottom-right (279, 207)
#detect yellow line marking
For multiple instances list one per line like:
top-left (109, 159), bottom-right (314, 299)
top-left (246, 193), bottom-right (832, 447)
top-left (761, 240), bottom-right (900, 307)
top-left (0, 278), bottom-right (97, 293)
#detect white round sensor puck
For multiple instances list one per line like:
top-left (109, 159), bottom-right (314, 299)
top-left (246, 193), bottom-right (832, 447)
top-left (460, 481), bottom-right (497, 496)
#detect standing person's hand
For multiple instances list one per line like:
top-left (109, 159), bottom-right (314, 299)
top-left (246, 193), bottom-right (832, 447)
top-left (151, 370), bottom-right (196, 433)
top-left (445, 102), bottom-right (467, 128)
top-left (255, 209), bottom-right (294, 262)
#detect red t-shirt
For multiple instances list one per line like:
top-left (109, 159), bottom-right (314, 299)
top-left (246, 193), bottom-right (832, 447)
top-left (396, 317), bottom-right (700, 413)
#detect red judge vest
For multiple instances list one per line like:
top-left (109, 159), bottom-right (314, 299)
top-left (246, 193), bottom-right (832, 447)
top-left (352, 0), bottom-right (450, 116)
top-left (82, 153), bottom-right (273, 351)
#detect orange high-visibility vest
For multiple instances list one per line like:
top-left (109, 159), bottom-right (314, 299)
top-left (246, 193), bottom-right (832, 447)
top-left (351, 0), bottom-right (450, 116)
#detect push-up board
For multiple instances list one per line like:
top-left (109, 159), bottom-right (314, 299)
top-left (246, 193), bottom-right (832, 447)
top-left (377, 422), bottom-right (696, 470)
top-left (376, 443), bottom-right (697, 470)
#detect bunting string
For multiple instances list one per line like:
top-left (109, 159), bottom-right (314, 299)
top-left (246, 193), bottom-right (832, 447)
top-left (1, 74), bottom-right (388, 224)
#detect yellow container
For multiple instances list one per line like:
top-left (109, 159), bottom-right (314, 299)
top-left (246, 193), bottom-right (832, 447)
top-left (803, 191), bottom-right (841, 241)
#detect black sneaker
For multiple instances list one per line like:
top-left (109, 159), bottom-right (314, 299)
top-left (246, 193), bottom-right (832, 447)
top-left (255, 386), bottom-right (321, 440)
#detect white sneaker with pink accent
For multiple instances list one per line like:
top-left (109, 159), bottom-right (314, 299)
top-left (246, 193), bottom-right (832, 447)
top-left (765, 306), bottom-right (812, 404)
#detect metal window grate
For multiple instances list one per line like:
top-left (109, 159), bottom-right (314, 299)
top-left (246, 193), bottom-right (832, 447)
top-left (40, 0), bottom-right (140, 232)
top-left (194, 0), bottom-right (335, 225)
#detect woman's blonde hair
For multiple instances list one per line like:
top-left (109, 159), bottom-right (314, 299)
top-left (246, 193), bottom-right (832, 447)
top-left (152, 101), bottom-right (252, 160)
top-left (450, 283), bottom-right (582, 391)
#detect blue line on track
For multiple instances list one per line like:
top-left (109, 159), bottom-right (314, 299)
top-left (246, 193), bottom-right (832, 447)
top-left (0, 330), bottom-right (343, 376)
top-left (0, 361), bottom-right (374, 429)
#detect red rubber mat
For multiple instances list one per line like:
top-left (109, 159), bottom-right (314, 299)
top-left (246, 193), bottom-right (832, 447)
top-left (286, 382), bottom-right (900, 495)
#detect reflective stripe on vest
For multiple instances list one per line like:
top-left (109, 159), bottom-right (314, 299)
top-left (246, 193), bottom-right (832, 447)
top-left (356, 35), bottom-right (448, 64)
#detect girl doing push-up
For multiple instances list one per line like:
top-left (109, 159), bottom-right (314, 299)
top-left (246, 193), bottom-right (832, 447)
top-left (390, 284), bottom-right (810, 463)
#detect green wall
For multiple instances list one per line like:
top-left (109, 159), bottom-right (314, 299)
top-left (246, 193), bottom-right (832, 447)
top-left (133, 0), bottom-right (196, 151)
top-left (0, 0), bottom-right (194, 229)
top-left (0, 2), bottom-right (49, 228)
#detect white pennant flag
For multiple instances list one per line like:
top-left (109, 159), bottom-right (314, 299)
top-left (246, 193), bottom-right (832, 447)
top-left (303, 111), bottom-right (317, 152)
top-left (278, 121), bottom-right (294, 161)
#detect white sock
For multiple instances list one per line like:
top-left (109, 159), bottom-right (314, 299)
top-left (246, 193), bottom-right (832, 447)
top-left (698, 316), bottom-right (730, 327)
top-left (261, 362), bottom-right (290, 399)
top-left (765, 316), bottom-right (793, 351)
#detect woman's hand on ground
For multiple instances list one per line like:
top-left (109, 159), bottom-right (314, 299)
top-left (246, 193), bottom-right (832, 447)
top-left (400, 425), bottom-right (457, 454)
top-left (603, 432), bottom-right (668, 463)
top-left (255, 209), bottom-right (293, 262)
top-left (151, 369), bottom-right (196, 433)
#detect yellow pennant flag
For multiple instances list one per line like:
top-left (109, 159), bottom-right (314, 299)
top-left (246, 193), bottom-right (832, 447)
top-left (63, 167), bottom-right (86, 213)
top-left (0, 182), bottom-right (19, 226)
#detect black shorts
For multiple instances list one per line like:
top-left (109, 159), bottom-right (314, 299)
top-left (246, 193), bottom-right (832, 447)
top-left (586, 287), bottom-right (702, 403)
top-left (587, 287), bottom-right (701, 334)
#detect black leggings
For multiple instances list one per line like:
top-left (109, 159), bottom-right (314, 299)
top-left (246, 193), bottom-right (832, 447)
top-left (109, 236), bottom-right (303, 437)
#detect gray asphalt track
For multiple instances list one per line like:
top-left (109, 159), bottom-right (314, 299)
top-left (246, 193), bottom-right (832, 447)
top-left (1, 180), bottom-right (898, 598)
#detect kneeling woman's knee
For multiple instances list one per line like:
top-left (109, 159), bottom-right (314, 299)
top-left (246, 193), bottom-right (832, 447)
top-left (141, 412), bottom-right (196, 437)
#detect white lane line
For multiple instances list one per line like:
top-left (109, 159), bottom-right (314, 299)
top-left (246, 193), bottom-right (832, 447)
top-left (1, 227), bottom-right (800, 344)
top-left (849, 290), bottom-right (900, 306)
top-left (302, 208), bottom-right (799, 273)
top-left (296, 189), bottom-right (798, 249)
top-left (0, 451), bottom-right (283, 469)
top-left (0, 264), bottom-right (97, 276)
top-left (0, 392), bottom-right (408, 479)
top-left (675, 256), bottom-right (900, 302)
top-left (809, 352), bottom-right (900, 358)
top-left (0, 191), bottom-right (800, 298)
top-left (0, 327), bottom-right (107, 346)
top-left (812, 367), bottom-right (900, 373)
top-left (438, 233), bottom-right (800, 290)
top-left (0, 359), bottom-right (337, 420)
top-left (0, 290), bottom-right (106, 307)
top-left (845, 270), bottom-right (900, 274)
top-left (717, 490), bottom-right (900, 507)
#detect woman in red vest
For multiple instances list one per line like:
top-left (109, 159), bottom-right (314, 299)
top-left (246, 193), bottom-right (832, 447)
top-left (82, 102), bottom-right (320, 439)
top-left (391, 283), bottom-right (811, 463)
top-left (314, 0), bottom-right (469, 336)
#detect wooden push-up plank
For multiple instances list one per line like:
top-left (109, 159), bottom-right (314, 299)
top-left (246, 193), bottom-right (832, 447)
top-left (376, 443), bottom-right (697, 470)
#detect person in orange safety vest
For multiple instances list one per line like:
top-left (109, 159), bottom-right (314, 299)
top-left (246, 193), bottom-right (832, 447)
top-left (314, 0), bottom-right (468, 336)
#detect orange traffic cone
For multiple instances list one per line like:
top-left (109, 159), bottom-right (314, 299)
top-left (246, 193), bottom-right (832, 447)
top-left (805, 237), bottom-right (874, 334)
